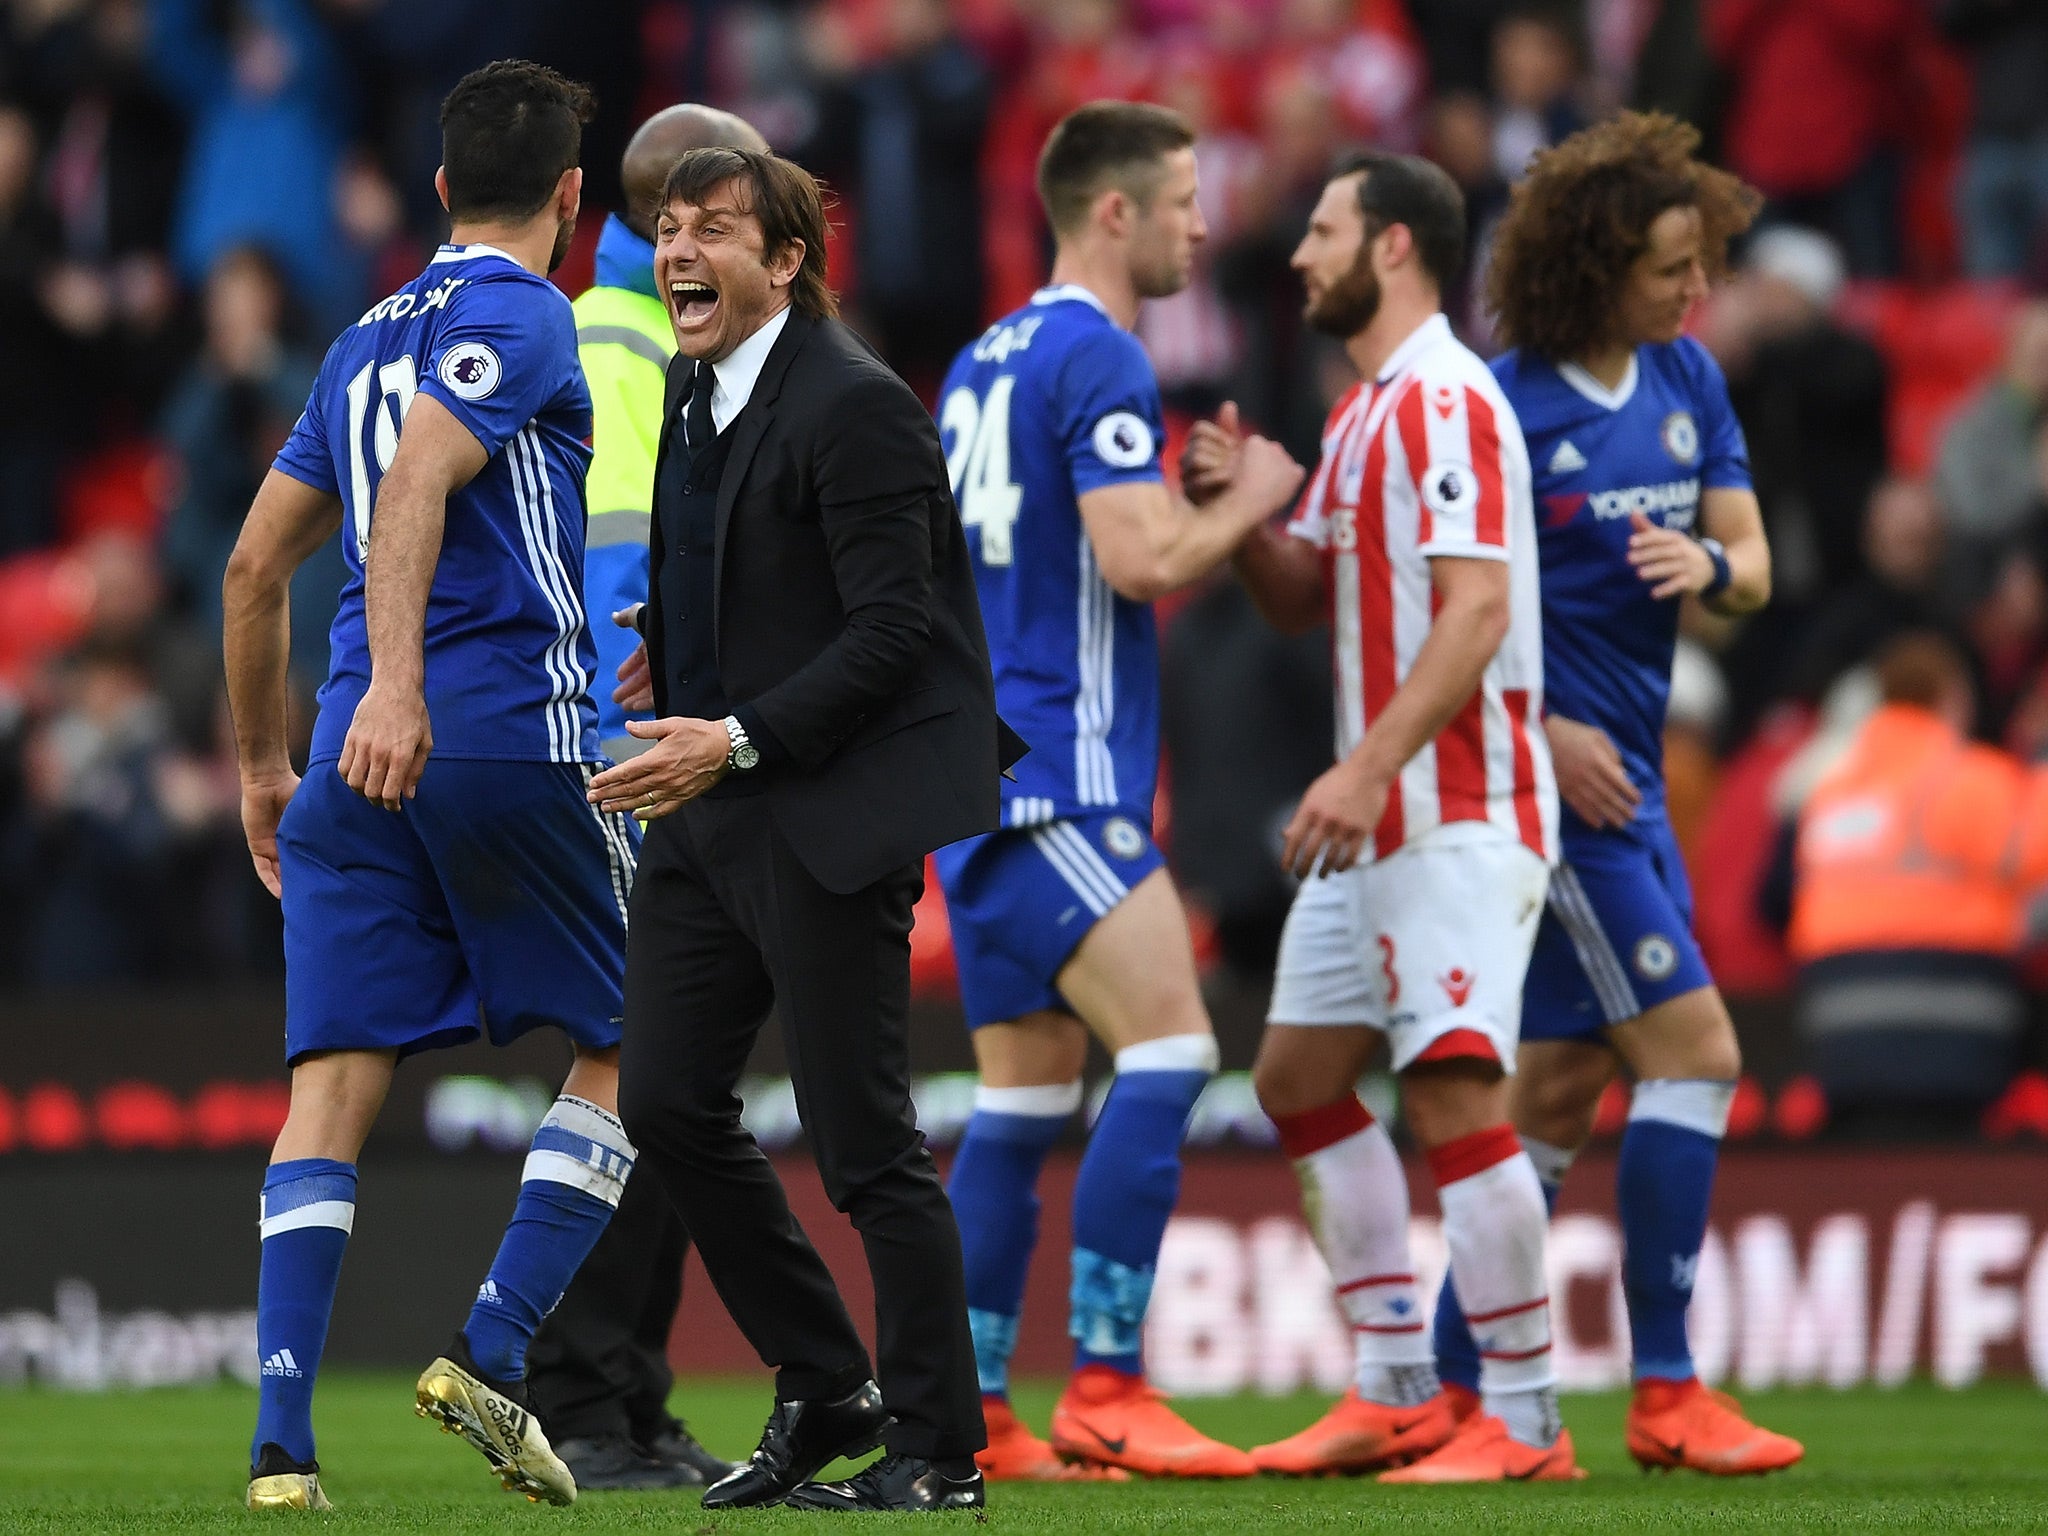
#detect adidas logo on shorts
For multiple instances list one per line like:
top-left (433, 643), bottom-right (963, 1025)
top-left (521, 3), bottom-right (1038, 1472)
top-left (476, 1280), bottom-right (504, 1306)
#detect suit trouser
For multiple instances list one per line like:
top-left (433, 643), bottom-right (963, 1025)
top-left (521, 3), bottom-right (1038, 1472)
top-left (616, 794), bottom-right (985, 1460)
top-left (525, 1155), bottom-right (690, 1443)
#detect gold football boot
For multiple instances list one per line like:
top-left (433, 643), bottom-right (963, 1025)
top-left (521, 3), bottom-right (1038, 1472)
top-left (415, 1347), bottom-right (576, 1506)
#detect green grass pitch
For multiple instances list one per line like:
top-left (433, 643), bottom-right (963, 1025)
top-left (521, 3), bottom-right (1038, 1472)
top-left (1, 1375), bottom-right (2044, 1533)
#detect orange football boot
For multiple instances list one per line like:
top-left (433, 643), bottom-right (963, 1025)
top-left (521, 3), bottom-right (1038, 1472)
top-left (1049, 1365), bottom-right (1257, 1478)
top-left (1377, 1414), bottom-right (1584, 1483)
top-left (976, 1397), bottom-right (1129, 1482)
top-left (1250, 1388), bottom-right (1459, 1475)
top-left (1625, 1378), bottom-right (1804, 1475)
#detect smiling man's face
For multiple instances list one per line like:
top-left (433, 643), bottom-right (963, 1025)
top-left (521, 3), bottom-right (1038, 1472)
top-left (653, 179), bottom-right (801, 363)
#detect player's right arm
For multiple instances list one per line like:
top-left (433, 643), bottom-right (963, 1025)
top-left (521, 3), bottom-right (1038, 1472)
top-left (338, 395), bottom-right (487, 810)
top-left (222, 468), bottom-right (345, 897)
top-left (1078, 445), bottom-right (1304, 602)
top-left (1049, 325), bottom-right (1304, 602)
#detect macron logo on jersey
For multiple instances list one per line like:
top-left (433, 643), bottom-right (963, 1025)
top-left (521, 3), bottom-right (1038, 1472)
top-left (1548, 439), bottom-right (1588, 475)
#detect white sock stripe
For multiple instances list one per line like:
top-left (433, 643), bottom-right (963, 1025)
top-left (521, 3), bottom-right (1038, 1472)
top-left (1047, 821), bottom-right (1131, 900)
top-left (1030, 827), bottom-right (1116, 915)
top-left (545, 1094), bottom-right (635, 1155)
top-left (1519, 1135), bottom-right (1578, 1190)
top-left (522, 1147), bottom-right (630, 1205)
top-left (259, 1200), bottom-right (356, 1239)
top-left (974, 1081), bottom-right (1084, 1117)
top-left (1114, 1032), bottom-right (1220, 1075)
top-left (1629, 1078), bottom-right (1737, 1138)
top-left (1549, 866), bottom-right (1639, 1022)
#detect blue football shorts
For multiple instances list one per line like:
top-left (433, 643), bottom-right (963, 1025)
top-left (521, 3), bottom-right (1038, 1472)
top-left (277, 757), bottom-right (637, 1064)
top-left (933, 808), bottom-right (1167, 1028)
top-left (1522, 807), bottom-right (1713, 1040)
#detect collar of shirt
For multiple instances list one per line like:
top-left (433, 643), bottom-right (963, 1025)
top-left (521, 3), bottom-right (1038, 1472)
top-left (1373, 311), bottom-right (1453, 386)
top-left (430, 242), bottom-right (521, 267)
top-left (705, 304), bottom-right (793, 434)
top-left (593, 214), bottom-right (659, 298)
top-left (1031, 283), bottom-right (1127, 329)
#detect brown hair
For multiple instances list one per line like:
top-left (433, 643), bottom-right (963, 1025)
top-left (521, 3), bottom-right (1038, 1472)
top-left (1876, 631), bottom-right (1972, 711)
top-left (1036, 100), bottom-right (1195, 239)
top-left (1332, 150), bottom-right (1467, 292)
top-left (1487, 111), bottom-right (1759, 361)
top-left (662, 147), bottom-right (838, 319)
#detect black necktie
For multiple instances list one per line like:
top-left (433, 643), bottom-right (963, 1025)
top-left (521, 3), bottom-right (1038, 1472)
top-left (685, 362), bottom-right (715, 456)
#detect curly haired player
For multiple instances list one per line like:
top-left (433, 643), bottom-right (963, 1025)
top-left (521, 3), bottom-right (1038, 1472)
top-left (1428, 111), bottom-right (1801, 1476)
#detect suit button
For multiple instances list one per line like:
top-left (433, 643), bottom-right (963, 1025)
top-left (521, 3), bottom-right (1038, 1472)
top-left (682, 484), bottom-right (695, 495)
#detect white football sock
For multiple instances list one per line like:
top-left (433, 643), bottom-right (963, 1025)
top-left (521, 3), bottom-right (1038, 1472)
top-left (1271, 1095), bottom-right (1436, 1407)
top-left (1430, 1125), bottom-right (1558, 1447)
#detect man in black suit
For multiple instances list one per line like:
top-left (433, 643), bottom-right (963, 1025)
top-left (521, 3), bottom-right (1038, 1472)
top-left (587, 146), bottom-right (1008, 1513)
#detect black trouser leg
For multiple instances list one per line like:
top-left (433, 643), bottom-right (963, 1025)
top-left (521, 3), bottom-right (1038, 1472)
top-left (740, 821), bottom-right (985, 1461)
top-left (616, 810), bottom-right (872, 1404)
top-left (525, 1155), bottom-right (690, 1443)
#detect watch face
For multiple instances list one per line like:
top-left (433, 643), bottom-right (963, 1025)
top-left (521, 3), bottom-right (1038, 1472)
top-left (733, 742), bottom-right (761, 771)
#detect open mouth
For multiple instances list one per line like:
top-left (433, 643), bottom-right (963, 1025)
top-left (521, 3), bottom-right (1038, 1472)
top-left (670, 279), bottom-right (719, 325)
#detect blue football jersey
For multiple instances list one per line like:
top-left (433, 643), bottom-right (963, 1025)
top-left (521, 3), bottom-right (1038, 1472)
top-left (274, 244), bottom-right (599, 765)
top-left (937, 286), bottom-right (1167, 824)
top-left (1494, 337), bottom-right (1750, 820)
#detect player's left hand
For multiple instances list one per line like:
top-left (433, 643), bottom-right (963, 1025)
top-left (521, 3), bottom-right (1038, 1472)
top-left (1626, 513), bottom-right (1715, 600)
top-left (586, 716), bottom-right (729, 819)
top-left (339, 682), bottom-right (433, 810)
top-left (1280, 758), bottom-right (1389, 879)
top-left (238, 769), bottom-right (300, 899)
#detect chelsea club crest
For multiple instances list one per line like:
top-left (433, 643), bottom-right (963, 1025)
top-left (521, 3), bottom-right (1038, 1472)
top-left (1103, 817), bottom-right (1146, 860)
top-left (1660, 410), bottom-right (1699, 465)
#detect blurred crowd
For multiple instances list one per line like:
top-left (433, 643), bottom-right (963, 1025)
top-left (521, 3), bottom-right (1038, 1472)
top-left (5, 0), bottom-right (2048, 1123)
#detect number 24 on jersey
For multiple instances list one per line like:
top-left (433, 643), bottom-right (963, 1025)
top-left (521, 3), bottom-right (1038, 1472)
top-left (940, 376), bottom-right (1022, 566)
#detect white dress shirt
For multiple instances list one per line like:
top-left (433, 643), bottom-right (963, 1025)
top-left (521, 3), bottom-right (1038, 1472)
top-left (703, 303), bottom-right (792, 435)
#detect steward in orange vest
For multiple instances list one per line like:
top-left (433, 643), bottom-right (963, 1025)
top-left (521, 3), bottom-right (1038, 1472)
top-left (1789, 632), bottom-right (2048, 1126)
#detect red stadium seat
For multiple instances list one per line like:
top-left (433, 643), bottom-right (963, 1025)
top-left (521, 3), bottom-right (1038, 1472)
top-left (1834, 281), bottom-right (2026, 475)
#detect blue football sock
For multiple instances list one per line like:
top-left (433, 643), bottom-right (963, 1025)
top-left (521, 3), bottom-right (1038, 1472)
top-left (948, 1081), bottom-right (1078, 1398)
top-left (1619, 1080), bottom-right (1733, 1382)
top-left (1432, 1136), bottom-right (1571, 1395)
top-left (1070, 1034), bottom-right (1216, 1376)
top-left (463, 1095), bottom-right (633, 1383)
top-left (252, 1158), bottom-right (358, 1467)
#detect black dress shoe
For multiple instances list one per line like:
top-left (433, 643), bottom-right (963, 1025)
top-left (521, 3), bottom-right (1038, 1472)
top-left (700, 1380), bottom-right (889, 1509)
top-left (555, 1435), bottom-right (704, 1491)
top-left (786, 1453), bottom-right (986, 1512)
top-left (638, 1417), bottom-right (735, 1484)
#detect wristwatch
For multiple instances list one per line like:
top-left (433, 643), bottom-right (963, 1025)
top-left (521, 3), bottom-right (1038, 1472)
top-left (722, 714), bottom-right (760, 772)
top-left (1698, 536), bottom-right (1733, 599)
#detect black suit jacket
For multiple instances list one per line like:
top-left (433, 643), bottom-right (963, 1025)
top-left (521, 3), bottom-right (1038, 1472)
top-left (645, 308), bottom-right (1021, 893)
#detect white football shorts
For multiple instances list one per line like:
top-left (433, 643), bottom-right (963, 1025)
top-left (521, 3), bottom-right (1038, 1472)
top-left (1266, 820), bottom-right (1551, 1072)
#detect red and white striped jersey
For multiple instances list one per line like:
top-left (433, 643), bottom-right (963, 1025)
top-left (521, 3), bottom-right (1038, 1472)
top-left (1287, 313), bottom-right (1557, 863)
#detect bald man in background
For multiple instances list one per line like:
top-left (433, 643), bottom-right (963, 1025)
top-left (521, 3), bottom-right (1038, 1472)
top-left (522, 105), bottom-right (769, 1492)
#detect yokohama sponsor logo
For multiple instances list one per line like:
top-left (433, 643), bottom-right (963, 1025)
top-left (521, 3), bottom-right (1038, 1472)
top-left (1588, 478), bottom-right (1700, 520)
